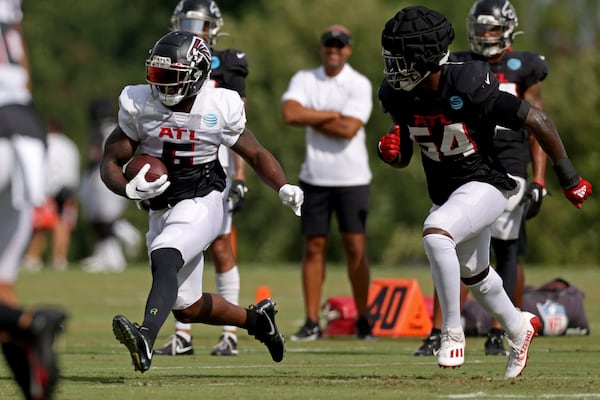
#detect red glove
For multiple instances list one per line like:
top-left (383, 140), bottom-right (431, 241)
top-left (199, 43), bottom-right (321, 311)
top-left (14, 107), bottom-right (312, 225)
top-left (562, 177), bottom-right (592, 208)
top-left (378, 125), bottom-right (401, 163)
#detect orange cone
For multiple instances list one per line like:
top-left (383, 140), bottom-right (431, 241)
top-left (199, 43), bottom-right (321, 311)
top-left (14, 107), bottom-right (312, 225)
top-left (255, 285), bottom-right (272, 303)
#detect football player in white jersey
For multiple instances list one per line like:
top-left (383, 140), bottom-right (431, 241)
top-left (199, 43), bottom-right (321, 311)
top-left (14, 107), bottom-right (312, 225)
top-left (104, 31), bottom-right (303, 373)
top-left (0, 0), bottom-right (67, 398)
top-left (155, 0), bottom-right (249, 357)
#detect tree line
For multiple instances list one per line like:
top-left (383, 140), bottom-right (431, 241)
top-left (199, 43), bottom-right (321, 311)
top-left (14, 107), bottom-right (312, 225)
top-left (22, 0), bottom-right (600, 266)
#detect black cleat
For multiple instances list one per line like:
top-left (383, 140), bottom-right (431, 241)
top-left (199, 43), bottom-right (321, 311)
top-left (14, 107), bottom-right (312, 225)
top-left (112, 315), bottom-right (152, 372)
top-left (16, 307), bottom-right (67, 400)
top-left (210, 333), bottom-right (238, 356)
top-left (356, 317), bottom-right (376, 340)
top-left (153, 333), bottom-right (194, 356)
top-left (290, 319), bottom-right (322, 342)
top-left (248, 299), bottom-right (285, 362)
top-left (484, 329), bottom-right (509, 356)
top-left (413, 330), bottom-right (441, 356)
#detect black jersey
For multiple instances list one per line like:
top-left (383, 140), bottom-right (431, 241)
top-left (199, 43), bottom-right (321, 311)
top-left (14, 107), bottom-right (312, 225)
top-left (451, 50), bottom-right (548, 177)
top-left (209, 48), bottom-right (249, 98)
top-left (378, 61), bottom-right (530, 205)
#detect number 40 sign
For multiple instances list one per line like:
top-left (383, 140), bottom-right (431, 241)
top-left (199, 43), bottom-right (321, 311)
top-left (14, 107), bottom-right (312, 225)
top-left (367, 278), bottom-right (432, 337)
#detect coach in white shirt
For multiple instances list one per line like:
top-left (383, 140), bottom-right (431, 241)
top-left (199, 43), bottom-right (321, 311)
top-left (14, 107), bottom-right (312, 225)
top-left (281, 24), bottom-right (374, 341)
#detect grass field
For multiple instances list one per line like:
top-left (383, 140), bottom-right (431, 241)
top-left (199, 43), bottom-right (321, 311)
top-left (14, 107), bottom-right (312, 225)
top-left (1, 263), bottom-right (599, 399)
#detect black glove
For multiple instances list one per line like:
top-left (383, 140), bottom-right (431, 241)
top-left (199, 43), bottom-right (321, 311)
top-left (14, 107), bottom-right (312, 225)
top-left (521, 181), bottom-right (546, 220)
top-left (228, 179), bottom-right (248, 213)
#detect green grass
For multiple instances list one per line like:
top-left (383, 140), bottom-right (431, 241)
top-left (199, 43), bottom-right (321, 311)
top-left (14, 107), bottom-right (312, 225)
top-left (2, 263), bottom-right (599, 399)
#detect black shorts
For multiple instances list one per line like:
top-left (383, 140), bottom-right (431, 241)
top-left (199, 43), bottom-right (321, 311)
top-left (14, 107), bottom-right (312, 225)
top-left (0, 104), bottom-right (46, 141)
top-left (299, 181), bottom-right (369, 236)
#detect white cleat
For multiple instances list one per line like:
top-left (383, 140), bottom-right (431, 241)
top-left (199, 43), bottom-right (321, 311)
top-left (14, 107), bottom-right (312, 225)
top-left (505, 311), bottom-right (542, 378)
top-left (437, 326), bottom-right (465, 369)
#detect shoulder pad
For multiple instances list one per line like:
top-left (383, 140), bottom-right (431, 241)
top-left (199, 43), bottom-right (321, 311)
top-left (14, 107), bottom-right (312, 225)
top-left (450, 61), bottom-right (499, 104)
top-left (217, 48), bottom-right (249, 76)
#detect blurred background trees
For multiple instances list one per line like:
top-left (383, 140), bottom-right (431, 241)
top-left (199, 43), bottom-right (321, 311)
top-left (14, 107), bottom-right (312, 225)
top-left (22, 0), bottom-right (600, 266)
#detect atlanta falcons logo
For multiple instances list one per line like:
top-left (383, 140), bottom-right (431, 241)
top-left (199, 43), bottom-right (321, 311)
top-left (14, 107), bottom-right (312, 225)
top-left (187, 36), bottom-right (211, 66)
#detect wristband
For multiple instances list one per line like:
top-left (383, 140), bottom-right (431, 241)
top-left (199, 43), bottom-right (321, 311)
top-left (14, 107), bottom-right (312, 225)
top-left (553, 158), bottom-right (579, 189)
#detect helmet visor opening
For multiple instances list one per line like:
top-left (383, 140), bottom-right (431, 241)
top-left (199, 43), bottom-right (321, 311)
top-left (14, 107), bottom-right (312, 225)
top-left (382, 51), bottom-right (427, 91)
top-left (473, 23), bottom-right (503, 37)
top-left (146, 66), bottom-right (186, 85)
top-left (175, 19), bottom-right (210, 37)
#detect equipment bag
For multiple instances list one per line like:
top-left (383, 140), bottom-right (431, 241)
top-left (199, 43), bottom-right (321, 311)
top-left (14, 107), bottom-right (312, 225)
top-left (462, 277), bottom-right (590, 336)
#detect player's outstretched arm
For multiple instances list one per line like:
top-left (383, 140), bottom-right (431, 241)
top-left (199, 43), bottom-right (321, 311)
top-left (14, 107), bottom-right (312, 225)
top-left (524, 107), bottom-right (592, 208)
top-left (232, 128), bottom-right (303, 215)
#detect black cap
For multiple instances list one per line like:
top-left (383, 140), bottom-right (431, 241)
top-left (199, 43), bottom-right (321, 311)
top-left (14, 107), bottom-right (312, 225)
top-left (321, 29), bottom-right (352, 47)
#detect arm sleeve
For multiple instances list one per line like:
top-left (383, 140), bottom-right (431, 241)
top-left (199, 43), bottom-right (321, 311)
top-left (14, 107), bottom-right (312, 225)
top-left (489, 91), bottom-right (531, 131)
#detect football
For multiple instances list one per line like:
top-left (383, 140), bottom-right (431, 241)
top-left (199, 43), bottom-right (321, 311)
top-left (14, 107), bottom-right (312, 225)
top-left (124, 155), bottom-right (168, 182)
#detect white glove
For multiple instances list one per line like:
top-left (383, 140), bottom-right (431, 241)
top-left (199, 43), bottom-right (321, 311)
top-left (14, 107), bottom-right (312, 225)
top-left (125, 164), bottom-right (170, 201)
top-left (278, 184), bottom-right (303, 216)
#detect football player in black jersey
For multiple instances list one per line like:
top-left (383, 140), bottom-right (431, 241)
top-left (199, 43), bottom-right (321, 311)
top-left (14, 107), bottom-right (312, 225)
top-left (377, 6), bottom-right (591, 378)
top-left (154, 0), bottom-right (249, 357)
top-left (414, 0), bottom-right (549, 358)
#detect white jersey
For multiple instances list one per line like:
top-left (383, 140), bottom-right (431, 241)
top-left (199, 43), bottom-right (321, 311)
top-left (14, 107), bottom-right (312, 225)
top-left (119, 84), bottom-right (245, 164)
top-left (281, 64), bottom-right (372, 187)
top-left (118, 84), bottom-right (246, 208)
top-left (0, 0), bottom-right (30, 106)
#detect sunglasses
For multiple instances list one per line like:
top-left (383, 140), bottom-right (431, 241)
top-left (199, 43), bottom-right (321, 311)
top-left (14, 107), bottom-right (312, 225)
top-left (323, 39), bottom-right (346, 49)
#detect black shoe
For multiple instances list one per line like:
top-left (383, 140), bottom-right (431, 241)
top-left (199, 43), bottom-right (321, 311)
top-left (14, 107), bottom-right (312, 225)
top-left (484, 329), bottom-right (509, 356)
top-left (153, 333), bottom-right (194, 356)
top-left (290, 319), bottom-right (322, 342)
top-left (210, 332), bottom-right (238, 356)
top-left (248, 299), bottom-right (285, 362)
top-left (413, 330), bottom-right (441, 356)
top-left (356, 317), bottom-right (376, 340)
top-left (5, 308), bottom-right (67, 400)
top-left (112, 315), bottom-right (152, 372)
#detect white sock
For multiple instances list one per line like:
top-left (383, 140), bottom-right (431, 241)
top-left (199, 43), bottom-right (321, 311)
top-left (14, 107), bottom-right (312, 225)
top-left (216, 266), bottom-right (240, 333)
top-left (467, 267), bottom-right (521, 335)
top-left (423, 234), bottom-right (462, 329)
top-left (175, 320), bottom-right (192, 337)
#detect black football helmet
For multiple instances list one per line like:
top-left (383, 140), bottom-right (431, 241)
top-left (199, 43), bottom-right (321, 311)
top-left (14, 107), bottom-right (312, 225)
top-left (381, 6), bottom-right (454, 91)
top-left (467, 0), bottom-right (520, 57)
top-left (145, 31), bottom-right (212, 107)
top-left (171, 0), bottom-right (223, 47)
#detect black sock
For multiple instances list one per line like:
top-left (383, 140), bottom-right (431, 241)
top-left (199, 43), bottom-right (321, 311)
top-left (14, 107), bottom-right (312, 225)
top-left (245, 308), bottom-right (259, 336)
top-left (0, 304), bottom-right (24, 336)
top-left (141, 248), bottom-right (184, 348)
top-left (305, 318), bottom-right (319, 328)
